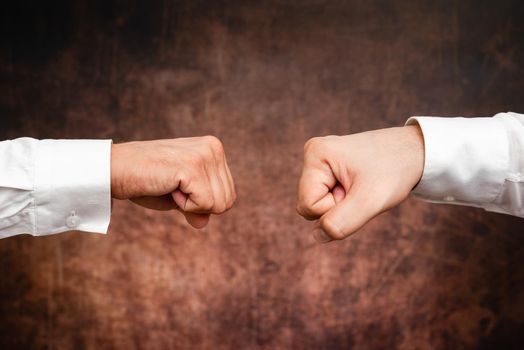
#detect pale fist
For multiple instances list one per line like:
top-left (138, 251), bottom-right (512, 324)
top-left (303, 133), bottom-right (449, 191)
top-left (297, 125), bottom-right (424, 242)
top-left (111, 136), bottom-right (236, 229)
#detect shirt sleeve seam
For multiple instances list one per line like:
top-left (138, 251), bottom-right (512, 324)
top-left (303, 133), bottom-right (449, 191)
top-left (31, 141), bottom-right (38, 236)
top-left (485, 117), bottom-right (512, 205)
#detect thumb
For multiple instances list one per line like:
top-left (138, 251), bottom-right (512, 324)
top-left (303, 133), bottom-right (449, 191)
top-left (184, 212), bottom-right (211, 229)
top-left (172, 189), bottom-right (188, 209)
top-left (172, 190), bottom-right (211, 229)
top-left (316, 185), bottom-right (377, 241)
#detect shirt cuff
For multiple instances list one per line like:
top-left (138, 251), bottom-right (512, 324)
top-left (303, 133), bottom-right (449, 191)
top-left (406, 116), bottom-right (510, 205)
top-left (34, 139), bottom-right (112, 235)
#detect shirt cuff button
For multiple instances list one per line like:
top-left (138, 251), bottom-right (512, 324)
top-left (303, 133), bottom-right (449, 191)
top-left (66, 211), bottom-right (80, 228)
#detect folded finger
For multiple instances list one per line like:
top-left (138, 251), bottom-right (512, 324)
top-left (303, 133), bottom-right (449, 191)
top-left (296, 166), bottom-right (337, 220)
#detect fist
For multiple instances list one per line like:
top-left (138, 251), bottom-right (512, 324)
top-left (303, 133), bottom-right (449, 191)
top-left (296, 125), bottom-right (424, 242)
top-left (111, 136), bottom-right (236, 228)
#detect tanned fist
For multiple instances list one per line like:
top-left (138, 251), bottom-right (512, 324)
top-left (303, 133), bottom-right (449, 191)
top-left (111, 136), bottom-right (236, 229)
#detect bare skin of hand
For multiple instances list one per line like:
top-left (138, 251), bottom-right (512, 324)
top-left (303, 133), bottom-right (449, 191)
top-left (296, 125), bottom-right (425, 242)
top-left (111, 136), bottom-right (236, 229)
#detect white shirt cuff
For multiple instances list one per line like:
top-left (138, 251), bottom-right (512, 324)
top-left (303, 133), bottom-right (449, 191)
top-left (406, 116), bottom-right (510, 205)
top-left (34, 139), bottom-right (112, 235)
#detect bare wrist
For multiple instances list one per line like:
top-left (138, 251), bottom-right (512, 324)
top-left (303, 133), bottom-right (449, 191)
top-left (404, 124), bottom-right (425, 187)
top-left (110, 143), bottom-right (126, 200)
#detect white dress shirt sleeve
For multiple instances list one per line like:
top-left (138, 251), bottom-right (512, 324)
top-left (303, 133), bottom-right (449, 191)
top-left (406, 112), bottom-right (524, 217)
top-left (0, 138), bottom-right (112, 238)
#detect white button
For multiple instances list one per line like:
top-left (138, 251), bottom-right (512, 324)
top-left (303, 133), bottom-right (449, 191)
top-left (66, 211), bottom-right (80, 228)
top-left (444, 196), bottom-right (455, 202)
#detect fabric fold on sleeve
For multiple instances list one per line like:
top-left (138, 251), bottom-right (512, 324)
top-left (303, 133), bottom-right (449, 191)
top-left (33, 139), bottom-right (112, 235)
top-left (406, 116), bottom-right (510, 206)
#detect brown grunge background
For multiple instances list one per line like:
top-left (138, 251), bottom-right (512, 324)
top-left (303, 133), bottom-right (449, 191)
top-left (1, 1), bottom-right (524, 349)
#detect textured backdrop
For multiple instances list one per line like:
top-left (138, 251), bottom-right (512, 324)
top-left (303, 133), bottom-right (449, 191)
top-left (1, 1), bottom-right (524, 349)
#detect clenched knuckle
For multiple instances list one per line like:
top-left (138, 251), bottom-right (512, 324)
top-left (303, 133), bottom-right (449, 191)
top-left (214, 143), bottom-right (225, 157)
top-left (214, 202), bottom-right (227, 214)
top-left (226, 191), bottom-right (236, 207)
top-left (201, 199), bottom-right (214, 211)
top-left (304, 137), bottom-right (321, 152)
top-left (203, 135), bottom-right (224, 156)
top-left (304, 137), bottom-right (331, 158)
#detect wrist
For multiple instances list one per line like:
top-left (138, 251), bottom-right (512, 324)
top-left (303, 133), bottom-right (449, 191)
top-left (403, 124), bottom-right (425, 188)
top-left (110, 143), bottom-right (126, 199)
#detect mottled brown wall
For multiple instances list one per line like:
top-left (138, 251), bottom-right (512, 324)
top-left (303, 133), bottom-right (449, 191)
top-left (1, 1), bottom-right (524, 349)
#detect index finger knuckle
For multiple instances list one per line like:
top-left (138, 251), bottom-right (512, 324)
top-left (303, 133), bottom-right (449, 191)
top-left (203, 135), bottom-right (225, 157)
